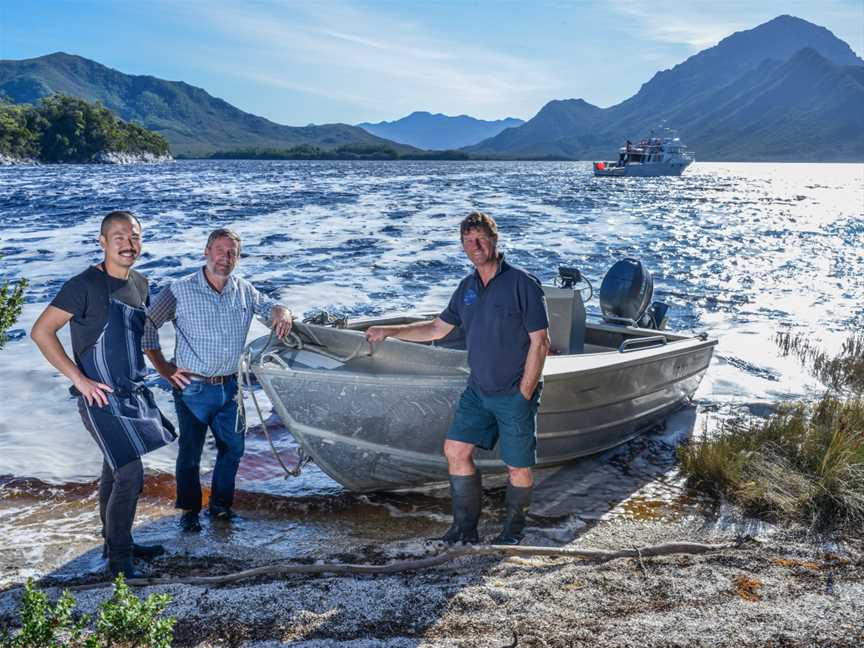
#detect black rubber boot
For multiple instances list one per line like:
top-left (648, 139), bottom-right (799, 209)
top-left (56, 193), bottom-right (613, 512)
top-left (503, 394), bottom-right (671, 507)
top-left (438, 472), bottom-right (482, 544)
top-left (108, 559), bottom-right (145, 580)
top-left (491, 483), bottom-right (533, 545)
top-left (103, 542), bottom-right (166, 561)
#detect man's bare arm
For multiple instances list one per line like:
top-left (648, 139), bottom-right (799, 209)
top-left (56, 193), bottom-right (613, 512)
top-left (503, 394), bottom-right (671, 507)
top-left (31, 305), bottom-right (114, 407)
top-left (365, 317), bottom-right (455, 344)
top-left (519, 328), bottom-right (551, 400)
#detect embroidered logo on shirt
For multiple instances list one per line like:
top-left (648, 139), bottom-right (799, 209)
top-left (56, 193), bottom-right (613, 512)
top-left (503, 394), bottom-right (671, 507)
top-left (463, 288), bottom-right (478, 306)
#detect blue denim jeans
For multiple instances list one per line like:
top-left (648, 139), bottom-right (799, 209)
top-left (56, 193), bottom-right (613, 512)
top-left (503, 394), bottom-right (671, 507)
top-left (174, 377), bottom-right (245, 513)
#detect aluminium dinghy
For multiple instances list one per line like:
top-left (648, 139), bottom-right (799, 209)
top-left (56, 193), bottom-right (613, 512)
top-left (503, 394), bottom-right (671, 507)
top-left (243, 260), bottom-right (716, 492)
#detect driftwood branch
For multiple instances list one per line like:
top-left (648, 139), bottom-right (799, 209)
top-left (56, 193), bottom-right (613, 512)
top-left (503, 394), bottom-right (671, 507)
top-left (62, 539), bottom-right (752, 592)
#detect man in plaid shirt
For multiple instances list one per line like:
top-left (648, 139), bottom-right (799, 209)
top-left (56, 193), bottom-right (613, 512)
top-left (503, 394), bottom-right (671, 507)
top-left (143, 228), bottom-right (292, 532)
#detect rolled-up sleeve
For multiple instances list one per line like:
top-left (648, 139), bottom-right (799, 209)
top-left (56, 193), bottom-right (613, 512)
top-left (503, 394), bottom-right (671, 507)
top-left (250, 284), bottom-right (281, 323)
top-left (143, 285), bottom-right (177, 351)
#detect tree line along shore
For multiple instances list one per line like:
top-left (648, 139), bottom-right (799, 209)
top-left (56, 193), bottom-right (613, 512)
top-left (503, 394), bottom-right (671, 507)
top-left (0, 94), bottom-right (474, 163)
top-left (0, 95), bottom-right (169, 164)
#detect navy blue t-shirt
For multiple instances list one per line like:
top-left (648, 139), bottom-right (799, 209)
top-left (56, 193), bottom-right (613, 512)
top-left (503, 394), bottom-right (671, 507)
top-left (440, 257), bottom-right (549, 395)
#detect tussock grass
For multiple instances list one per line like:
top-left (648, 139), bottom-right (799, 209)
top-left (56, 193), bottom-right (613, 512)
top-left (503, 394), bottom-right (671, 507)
top-left (680, 334), bottom-right (864, 531)
top-left (776, 331), bottom-right (864, 394)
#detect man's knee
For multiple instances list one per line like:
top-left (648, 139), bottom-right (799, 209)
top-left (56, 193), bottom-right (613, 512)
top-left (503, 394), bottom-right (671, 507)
top-left (225, 439), bottom-right (245, 463)
top-left (506, 466), bottom-right (533, 487)
top-left (444, 439), bottom-right (474, 462)
top-left (112, 460), bottom-right (144, 496)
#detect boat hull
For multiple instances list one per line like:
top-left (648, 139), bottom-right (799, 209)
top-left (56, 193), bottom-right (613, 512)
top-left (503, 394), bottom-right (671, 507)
top-left (250, 324), bottom-right (716, 492)
top-left (593, 160), bottom-right (692, 177)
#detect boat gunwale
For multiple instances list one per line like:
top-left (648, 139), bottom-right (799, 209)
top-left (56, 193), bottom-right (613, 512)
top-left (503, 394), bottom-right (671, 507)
top-left (251, 336), bottom-right (716, 386)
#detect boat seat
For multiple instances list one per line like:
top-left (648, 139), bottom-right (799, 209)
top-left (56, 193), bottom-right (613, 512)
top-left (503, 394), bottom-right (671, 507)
top-left (543, 286), bottom-right (586, 354)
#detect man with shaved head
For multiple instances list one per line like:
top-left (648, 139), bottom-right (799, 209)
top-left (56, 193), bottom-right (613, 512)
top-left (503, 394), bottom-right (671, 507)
top-left (32, 210), bottom-right (177, 579)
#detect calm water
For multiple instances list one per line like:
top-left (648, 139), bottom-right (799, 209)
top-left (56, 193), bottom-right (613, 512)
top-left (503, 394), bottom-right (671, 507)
top-left (1, 160), bottom-right (862, 581)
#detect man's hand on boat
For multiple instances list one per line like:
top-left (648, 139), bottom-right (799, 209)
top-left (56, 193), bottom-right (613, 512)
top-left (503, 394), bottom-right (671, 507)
top-left (271, 306), bottom-right (293, 339)
top-left (364, 325), bottom-right (392, 343)
top-left (365, 318), bottom-right (455, 344)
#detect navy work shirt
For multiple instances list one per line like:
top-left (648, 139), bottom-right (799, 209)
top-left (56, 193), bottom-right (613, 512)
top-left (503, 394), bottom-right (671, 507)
top-left (439, 256), bottom-right (549, 395)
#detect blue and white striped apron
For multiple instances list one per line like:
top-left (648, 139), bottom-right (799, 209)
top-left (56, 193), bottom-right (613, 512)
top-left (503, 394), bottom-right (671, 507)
top-left (77, 297), bottom-right (177, 471)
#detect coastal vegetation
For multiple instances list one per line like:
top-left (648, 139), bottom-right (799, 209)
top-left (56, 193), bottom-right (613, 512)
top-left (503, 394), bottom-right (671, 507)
top-left (0, 52), bottom-right (419, 158)
top-left (202, 145), bottom-right (469, 161)
top-left (0, 576), bottom-right (175, 647)
top-left (0, 270), bottom-right (26, 350)
top-left (0, 94), bottom-right (169, 163)
top-left (680, 333), bottom-right (864, 531)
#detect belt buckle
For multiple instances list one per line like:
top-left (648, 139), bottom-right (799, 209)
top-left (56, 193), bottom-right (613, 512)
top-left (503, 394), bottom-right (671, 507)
top-left (209, 375), bottom-right (225, 385)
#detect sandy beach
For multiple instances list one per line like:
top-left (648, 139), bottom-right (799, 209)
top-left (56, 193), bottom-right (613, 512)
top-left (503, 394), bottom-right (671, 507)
top-left (2, 499), bottom-right (861, 647)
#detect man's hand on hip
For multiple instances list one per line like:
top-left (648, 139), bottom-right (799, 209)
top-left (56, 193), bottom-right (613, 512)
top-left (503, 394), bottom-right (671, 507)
top-left (158, 361), bottom-right (192, 389)
top-left (73, 376), bottom-right (114, 408)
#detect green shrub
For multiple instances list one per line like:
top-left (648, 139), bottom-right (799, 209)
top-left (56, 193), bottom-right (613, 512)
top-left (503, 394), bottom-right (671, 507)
top-left (1, 576), bottom-right (175, 648)
top-left (0, 273), bottom-right (26, 350)
top-left (91, 575), bottom-right (175, 648)
top-left (0, 580), bottom-right (86, 647)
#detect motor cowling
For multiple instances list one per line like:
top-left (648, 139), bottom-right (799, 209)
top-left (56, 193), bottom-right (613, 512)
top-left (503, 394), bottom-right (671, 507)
top-left (599, 258), bottom-right (653, 325)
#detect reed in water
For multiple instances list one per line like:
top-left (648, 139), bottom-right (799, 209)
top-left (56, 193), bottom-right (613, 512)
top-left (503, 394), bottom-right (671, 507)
top-left (680, 333), bottom-right (864, 531)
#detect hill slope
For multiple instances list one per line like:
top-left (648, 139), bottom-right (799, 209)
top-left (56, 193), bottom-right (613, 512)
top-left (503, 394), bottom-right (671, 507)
top-left (357, 111), bottom-right (524, 150)
top-left (0, 53), bottom-right (418, 156)
top-left (467, 15), bottom-right (864, 161)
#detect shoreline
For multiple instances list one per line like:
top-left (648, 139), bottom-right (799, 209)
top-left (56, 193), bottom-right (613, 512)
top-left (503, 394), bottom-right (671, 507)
top-left (1, 501), bottom-right (861, 647)
top-left (0, 151), bottom-right (173, 165)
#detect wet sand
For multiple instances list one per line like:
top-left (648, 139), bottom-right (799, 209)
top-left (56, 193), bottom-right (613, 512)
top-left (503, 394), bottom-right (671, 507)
top-left (1, 478), bottom-right (862, 648)
top-left (1, 513), bottom-right (861, 647)
top-left (4, 406), bottom-right (861, 646)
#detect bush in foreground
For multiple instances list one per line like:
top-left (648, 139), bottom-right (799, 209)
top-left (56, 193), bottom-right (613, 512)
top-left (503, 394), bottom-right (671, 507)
top-left (1, 575), bottom-right (175, 648)
top-left (0, 272), bottom-right (26, 350)
top-left (679, 333), bottom-right (864, 531)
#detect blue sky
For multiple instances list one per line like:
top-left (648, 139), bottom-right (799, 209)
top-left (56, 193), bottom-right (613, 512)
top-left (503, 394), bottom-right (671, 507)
top-left (1, 1), bottom-right (862, 126)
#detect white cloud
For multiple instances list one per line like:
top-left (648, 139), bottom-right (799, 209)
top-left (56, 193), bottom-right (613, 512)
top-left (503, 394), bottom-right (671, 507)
top-left (172, 0), bottom-right (560, 122)
top-left (605, 0), bottom-right (748, 50)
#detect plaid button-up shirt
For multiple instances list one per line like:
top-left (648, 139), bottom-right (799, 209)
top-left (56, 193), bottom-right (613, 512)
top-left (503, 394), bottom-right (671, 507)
top-left (143, 267), bottom-right (281, 376)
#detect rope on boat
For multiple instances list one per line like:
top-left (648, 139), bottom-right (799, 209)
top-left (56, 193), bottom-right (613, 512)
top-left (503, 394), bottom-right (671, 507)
top-left (238, 330), bottom-right (310, 479)
top-left (282, 322), bottom-right (374, 363)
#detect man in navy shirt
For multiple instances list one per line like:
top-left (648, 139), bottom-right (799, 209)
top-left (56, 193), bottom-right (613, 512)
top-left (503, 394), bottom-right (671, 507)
top-left (366, 212), bottom-right (550, 544)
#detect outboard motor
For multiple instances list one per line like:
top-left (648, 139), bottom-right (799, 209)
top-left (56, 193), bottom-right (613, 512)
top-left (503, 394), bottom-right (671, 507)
top-left (599, 258), bottom-right (667, 329)
top-left (600, 258), bottom-right (652, 324)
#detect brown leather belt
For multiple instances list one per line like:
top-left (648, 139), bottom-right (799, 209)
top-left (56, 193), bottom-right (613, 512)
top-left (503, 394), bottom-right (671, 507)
top-left (187, 373), bottom-right (233, 384)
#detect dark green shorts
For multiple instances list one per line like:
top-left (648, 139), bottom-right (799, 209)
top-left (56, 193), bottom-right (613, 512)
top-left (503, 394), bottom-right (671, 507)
top-left (446, 384), bottom-right (542, 468)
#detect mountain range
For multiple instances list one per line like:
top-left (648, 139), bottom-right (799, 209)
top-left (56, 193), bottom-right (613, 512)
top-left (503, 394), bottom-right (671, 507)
top-left (466, 15), bottom-right (864, 161)
top-left (357, 112), bottom-right (524, 150)
top-left (0, 52), bottom-right (418, 157)
top-left (1, 15), bottom-right (861, 161)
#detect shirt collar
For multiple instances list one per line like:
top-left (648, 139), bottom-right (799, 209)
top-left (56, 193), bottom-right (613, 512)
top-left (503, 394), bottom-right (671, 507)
top-left (473, 254), bottom-right (508, 286)
top-left (198, 266), bottom-right (237, 296)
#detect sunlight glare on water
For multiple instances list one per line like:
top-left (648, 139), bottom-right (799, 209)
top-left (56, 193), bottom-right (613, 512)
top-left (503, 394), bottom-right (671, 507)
top-left (0, 160), bottom-right (862, 569)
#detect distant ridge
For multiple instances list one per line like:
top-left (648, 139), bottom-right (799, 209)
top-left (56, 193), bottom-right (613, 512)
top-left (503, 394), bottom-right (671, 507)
top-left (0, 52), bottom-right (419, 157)
top-left (358, 111), bottom-right (524, 150)
top-left (466, 15), bottom-right (864, 161)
